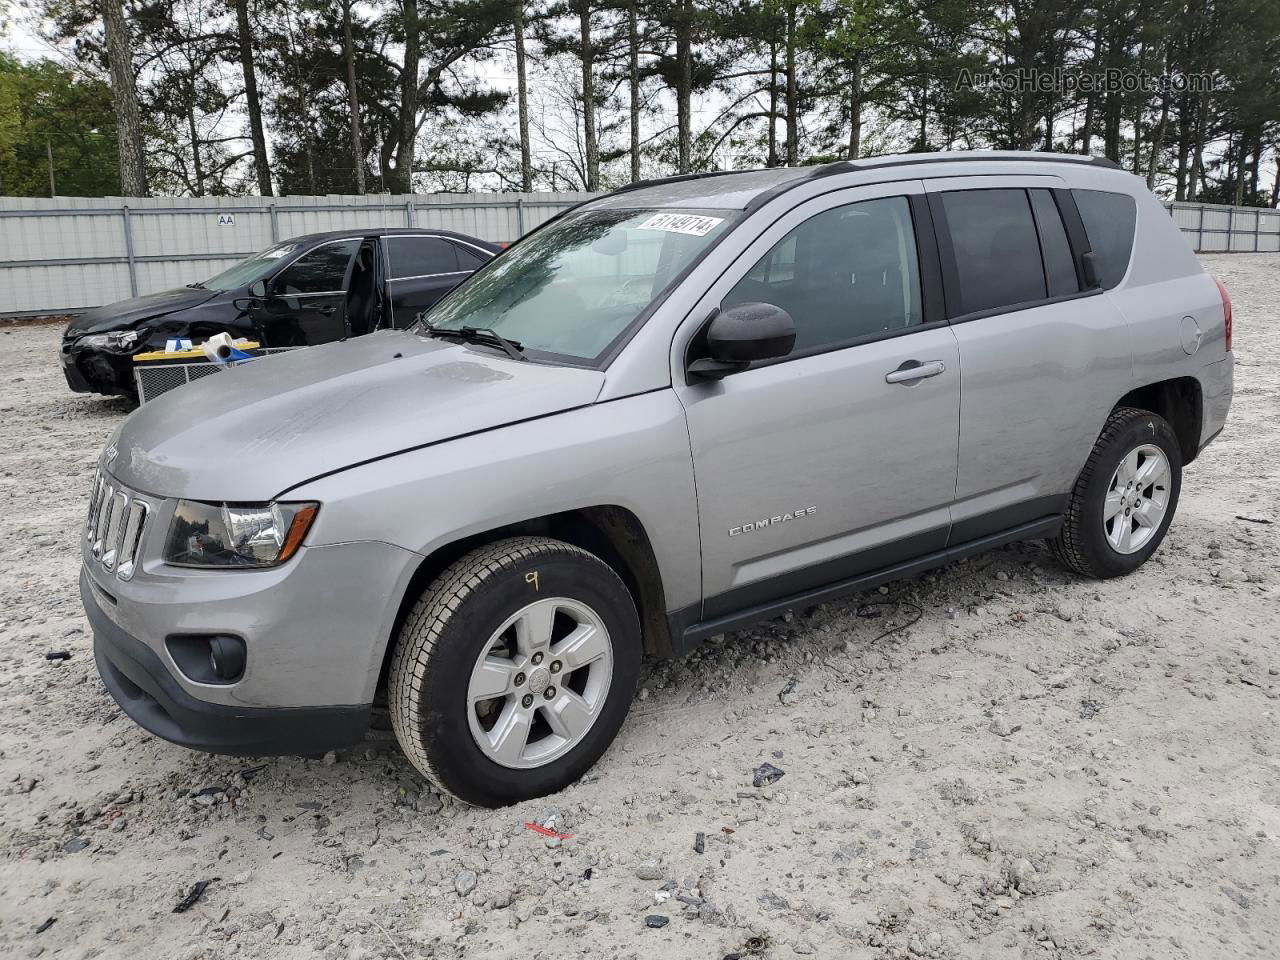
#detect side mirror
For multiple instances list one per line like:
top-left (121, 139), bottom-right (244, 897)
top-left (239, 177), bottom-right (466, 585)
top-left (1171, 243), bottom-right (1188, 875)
top-left (688, 302), bottom-right (796, 380)
top-left (248, 279), bottom-right (268, 298)
top-left (1081, 251), bottom-right (1101, 289)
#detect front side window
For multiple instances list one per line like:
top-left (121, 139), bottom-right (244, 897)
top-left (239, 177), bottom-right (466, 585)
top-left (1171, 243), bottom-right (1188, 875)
top-left (724, 195), bottom-right (922, 354)
top-left (422, 208), bottom-right (736, 362)
top-left (273, 240), bottom-right (359, 295)
top-left (1074, 189), bottom-right (1137, 289)
top-left (942, 189), bottom-right (1046, 314)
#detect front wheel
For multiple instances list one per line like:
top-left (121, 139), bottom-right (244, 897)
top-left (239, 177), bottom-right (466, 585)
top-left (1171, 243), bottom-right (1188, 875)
top-left (388, 537), bottom-right (641, 807)
top-left (1055, 407), bottom-right (1183, 578)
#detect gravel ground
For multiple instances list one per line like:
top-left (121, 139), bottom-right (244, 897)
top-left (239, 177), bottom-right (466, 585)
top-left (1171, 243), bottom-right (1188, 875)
top-left (2, 253), bottom-right (1278, 960)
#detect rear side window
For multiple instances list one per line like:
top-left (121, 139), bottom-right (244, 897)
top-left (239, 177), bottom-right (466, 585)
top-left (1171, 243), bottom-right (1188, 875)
top-left (1074, 189), bottom-right (1137, 289)
top-left (1029, 190), bottom-right (1080, 298)
top-left (723, 195), bottom-right (922, 354)
top-left (387, 236), bottom-right (459, 279)
top-left (941, 189), bottom-right (1045, 314)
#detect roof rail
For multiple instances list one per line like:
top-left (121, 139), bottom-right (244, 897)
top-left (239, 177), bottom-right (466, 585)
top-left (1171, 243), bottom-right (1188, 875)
top-left (846, 152), bottom-right (1121, 171)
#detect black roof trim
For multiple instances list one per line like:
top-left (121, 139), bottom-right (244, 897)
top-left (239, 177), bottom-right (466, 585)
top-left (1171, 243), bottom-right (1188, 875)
top-left (609, 168), bottom-right (762, 196)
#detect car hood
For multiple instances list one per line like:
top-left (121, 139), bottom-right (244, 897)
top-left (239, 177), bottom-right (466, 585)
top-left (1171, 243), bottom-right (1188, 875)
top-left (107, 330), bottom-right (606, 501)
top-left (68, 287), bottom-right (219, 335)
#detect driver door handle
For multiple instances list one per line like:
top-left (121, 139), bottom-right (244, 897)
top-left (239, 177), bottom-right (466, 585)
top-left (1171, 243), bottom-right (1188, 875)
top-left (885, 360), bottom-right (946, 384)
top-left (316, 305), bottom-right (338, 316)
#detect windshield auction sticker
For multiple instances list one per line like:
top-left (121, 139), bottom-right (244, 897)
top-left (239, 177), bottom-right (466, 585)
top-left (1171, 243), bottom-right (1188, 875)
top-left (636, 213), bottom-right (725, 237)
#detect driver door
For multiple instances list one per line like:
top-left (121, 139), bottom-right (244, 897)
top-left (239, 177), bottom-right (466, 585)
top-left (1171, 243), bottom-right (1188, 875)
top-left (673, 182), bottom-right (961, 618)
top-left (257, 238), bottom-right (360, 346)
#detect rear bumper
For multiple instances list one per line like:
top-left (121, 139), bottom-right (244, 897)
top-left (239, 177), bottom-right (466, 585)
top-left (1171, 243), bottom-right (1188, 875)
top-left (1198, 354), bottom-right (1233, 453)
top-left (85, 568), bottom-right (370, 756)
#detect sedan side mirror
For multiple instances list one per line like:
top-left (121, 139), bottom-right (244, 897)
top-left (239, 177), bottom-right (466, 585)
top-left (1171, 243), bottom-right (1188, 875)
top-left (687, 302), bottom-right (796, 380)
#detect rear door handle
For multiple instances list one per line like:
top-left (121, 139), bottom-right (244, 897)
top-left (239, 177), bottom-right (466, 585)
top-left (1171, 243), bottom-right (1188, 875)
top-left (885, 360), bottom-right (946, 384)
top-left (317, 305), bottom-right (338, 316)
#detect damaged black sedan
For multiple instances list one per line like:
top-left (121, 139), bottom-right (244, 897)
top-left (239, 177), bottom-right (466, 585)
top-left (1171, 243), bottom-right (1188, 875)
top-left (61, 227), bottom-right (500, 398)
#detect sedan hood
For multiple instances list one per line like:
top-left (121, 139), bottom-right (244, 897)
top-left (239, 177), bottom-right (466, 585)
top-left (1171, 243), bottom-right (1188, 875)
top-left (108, 330), bottom-right (605, 501)
top-left (68, 287), bottom-right (219, 335)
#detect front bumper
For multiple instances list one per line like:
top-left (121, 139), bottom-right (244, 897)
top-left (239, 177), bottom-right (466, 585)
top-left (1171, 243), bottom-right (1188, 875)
top-left (61, 338), bottom-right (137, 397)
top-left (86, 569), bottom-right (370, 756)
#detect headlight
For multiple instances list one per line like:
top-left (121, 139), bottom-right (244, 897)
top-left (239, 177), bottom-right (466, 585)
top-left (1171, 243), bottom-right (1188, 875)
top-left (78, 329), bottom-right (144, 352)
top-left (164, 501), bottom-right (319, 568)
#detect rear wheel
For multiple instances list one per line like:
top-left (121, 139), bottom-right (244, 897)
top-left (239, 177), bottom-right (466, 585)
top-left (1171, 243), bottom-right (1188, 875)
top-left (388, 537), bottom-right (640, 807)
top-left (1055, 407), bottom-right (1182, 578)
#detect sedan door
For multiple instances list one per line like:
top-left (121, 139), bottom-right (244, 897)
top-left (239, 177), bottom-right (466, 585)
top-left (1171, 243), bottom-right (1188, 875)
top-left (384, 235), bottom-right (475, 327)
top-left (255, 238), bottom-right (360, 346)
top-left (673, 182), bottom-right (961, 619)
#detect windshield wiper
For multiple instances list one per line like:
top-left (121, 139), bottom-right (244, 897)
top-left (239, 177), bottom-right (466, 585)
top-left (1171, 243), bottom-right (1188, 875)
top-left (424, 323), bottom-right (527, 362)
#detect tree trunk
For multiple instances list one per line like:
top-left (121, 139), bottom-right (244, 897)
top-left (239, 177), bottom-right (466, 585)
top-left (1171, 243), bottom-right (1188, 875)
top-left (767, 38), bottom-right (779, 167)
top-left (1233, 135), bottom-right (1246, 206)
top-left (784, 2), bottom-right (797, 165)
top-left (186, 85), bottom-right (204, 196)
top-left (1174, 92), bottom-right (1190, 200)
top-left (846, 51), bottom-right (862, 160)
top-left (1188, 95), bottom-right (1205, 202)
top-left (515, 0), bottom-right (533, 191)
top-left (342, 0), bottom-right (366, 193)
top-left (578, 1), bottom-right (598, 190)
top-left (1146, 87), bottom-right (1170, 190)
top-left (100, 0), bottom-right (146, 196)
top-left (628, 2), bottom-right (640, 182)
top-left (676, 0), bottom-right (692, 174)
top-left (1270, 150), bottom-right (1280, 208)
top-left (234, 0), bottom-right (271, 195)
top-left (394, 0), bottom-right (420, 194)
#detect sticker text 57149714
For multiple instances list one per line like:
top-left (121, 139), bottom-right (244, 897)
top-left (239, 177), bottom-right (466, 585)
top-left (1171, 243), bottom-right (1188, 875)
top-left (636, 213), bottom-right (725, 237)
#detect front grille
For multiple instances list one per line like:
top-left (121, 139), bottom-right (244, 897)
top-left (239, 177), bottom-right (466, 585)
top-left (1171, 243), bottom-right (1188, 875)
top-left (86, 468), bottom-right (151, 581)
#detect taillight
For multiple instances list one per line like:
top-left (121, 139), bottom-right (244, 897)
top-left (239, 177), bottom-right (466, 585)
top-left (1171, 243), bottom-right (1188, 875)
top-left (1214, 276), bottom-right (1232, 352)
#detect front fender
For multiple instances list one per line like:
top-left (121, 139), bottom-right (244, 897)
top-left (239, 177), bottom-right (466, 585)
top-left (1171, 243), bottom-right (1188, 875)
top-left (284, 390), bottom-right (701, 615)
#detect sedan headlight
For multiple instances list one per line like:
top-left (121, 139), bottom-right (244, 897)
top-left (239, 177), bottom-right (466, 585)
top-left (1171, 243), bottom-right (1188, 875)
top-left (164, 500), bottom-right (319, 568)
top-left (78, 329), bottom-right (144, 352)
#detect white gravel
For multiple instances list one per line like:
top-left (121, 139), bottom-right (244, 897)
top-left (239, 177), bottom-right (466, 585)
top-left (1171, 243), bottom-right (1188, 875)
top-left (1, 254), bottom-right (1278, 960)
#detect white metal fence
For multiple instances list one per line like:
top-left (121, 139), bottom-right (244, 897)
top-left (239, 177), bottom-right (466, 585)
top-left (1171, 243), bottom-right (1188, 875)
top-left (0, 191), bottom-right (1275, 318)
top-left (0, 192), bottom-right (593, 318)
top-left (1165, 201), bottom-right (1280, 253)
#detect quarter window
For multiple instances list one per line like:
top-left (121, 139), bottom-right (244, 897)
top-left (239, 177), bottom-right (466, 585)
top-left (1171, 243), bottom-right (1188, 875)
top-left (453, 243), bottom-right (490, 270)
top-left (273, 240), bottom-right (359, 295)
top-left (941, 189), bottom-right (1046, 314)
top-left (1074, 189), bottom-right (1137, 289)
top-left (387, 236), bottom-right (460, 279)
top-left (723, 196), bottom-right (922, 354)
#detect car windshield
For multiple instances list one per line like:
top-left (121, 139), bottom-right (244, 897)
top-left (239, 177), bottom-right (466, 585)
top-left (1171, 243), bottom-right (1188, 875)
top-left (199, 242), bottom-right (301, 291)
top-left (419, 207), bottom-right (737, 362)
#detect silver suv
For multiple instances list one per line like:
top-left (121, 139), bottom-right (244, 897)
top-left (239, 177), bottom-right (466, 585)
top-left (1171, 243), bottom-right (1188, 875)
top-left (82, 152), bottom-right (1233, 806)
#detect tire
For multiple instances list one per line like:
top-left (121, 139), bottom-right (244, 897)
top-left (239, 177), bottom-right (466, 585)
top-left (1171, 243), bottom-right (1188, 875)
top-left (388, 537), bottom-right (641, 807)
top-left (1054, 406), bottom-right (1183, 579)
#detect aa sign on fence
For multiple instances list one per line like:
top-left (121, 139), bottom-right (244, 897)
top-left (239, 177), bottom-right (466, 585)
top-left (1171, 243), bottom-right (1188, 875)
top-left (217, 214), bottom-right (236, 226)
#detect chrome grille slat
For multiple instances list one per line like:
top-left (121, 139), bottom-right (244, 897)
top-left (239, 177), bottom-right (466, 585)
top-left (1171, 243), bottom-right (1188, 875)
top-left (115, 500), bottom-right (149, 581)
top-left (84, 469), bottom-right (151, 580)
